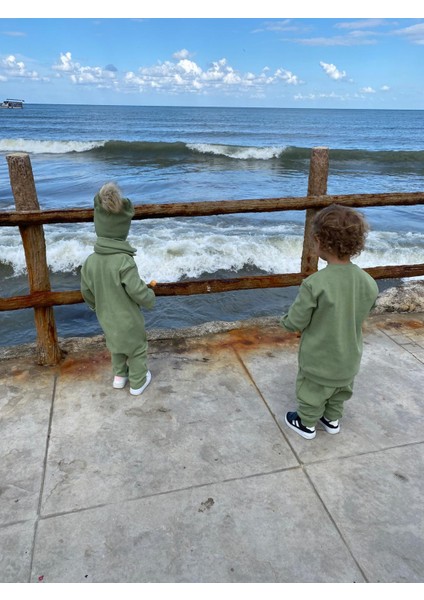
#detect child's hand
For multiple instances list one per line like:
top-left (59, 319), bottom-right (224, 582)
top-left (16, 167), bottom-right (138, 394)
top-left (149, 280), bottom-right (157, 288)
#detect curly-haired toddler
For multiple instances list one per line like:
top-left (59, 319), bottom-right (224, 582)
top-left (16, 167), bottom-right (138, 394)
top-left (280, 204), bottom-right (379, 439)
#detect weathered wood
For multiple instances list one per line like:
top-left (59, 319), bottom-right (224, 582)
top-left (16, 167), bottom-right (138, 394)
top-left (2, 263), bottom-right (424, 311)
top-left (364, 264), bottom-right (424, 280)
top-left (1, 191), bottom-right (424, 227)
top-left (1, 149), bottom-right (423, 366)
top-left (301, 147), bottom-right (329, 275)
top-left (0, 290), bottom-right (84, 311)
top-left (6, 153), bottom-right (62, 365)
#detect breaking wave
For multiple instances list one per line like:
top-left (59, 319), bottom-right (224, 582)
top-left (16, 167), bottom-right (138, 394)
top-left (1, 220), bottom-right (423, 283)
top-left (2, 139), bottom-right (423, 166)
top-left (0, 138), bottom-right (107, 154)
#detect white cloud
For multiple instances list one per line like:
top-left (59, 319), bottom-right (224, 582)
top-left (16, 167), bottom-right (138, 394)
top-left (360, 86), bottom-right (376, 93)
top-left (53, 51), bottom-right (73, 72)
top-left (393, 23), bottom-right (424, 45)
top-left (294, 91), bottom-right (348, 101)
top-left (123, 53), bottom-right (303, 96)
top-left (381, 85), bottom-right (390, 91)
top-left (295, 31), bottom-right (376, 46)
top-left (258, 19), bottom-right (307, 33)
top-left (275, 69), bottom-right (302, 85)
top-left (177, 59), bottom-right (202, 76)
top-left (1, 30), bottom-right (26, 37)
top-left (173, 49), bottom-right (191, 60)
top-left (336, 19), bottom-right (389, 30)
top-left (53, 51), bottom-right (118, 86)
top-left (1, 54), bottom-right (42, 80)
top-left (319, 61), bottom-right (347, 80)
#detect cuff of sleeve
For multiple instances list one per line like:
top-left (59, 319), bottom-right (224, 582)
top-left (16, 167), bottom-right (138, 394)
top-left (279, 316), bottom-right (295, 332)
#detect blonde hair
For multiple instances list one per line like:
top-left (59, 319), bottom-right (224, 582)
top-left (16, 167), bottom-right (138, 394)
top-left (98, 182), bottom-right (124, 213)
top-left (312, 204), bottom-right (369, 259)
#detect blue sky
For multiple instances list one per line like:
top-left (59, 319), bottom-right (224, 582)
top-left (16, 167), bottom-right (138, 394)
top-left (1, 8), bottom-right (423, 109)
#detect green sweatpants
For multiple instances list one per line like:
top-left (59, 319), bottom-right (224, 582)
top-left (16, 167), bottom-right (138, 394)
top-left (111, 344), bottom-right (148, 389)
top-left (296, 371), bottom-right (354, 428)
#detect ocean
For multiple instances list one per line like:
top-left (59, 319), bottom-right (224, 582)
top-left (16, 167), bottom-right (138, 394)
top-left (1, 104), bottom-right (423, 347)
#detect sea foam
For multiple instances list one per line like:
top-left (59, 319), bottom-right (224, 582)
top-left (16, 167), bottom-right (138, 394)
top-left (187, 143), bottom-right (286, 160)
top-left (1, 220), bottom-right (423, 283)
top-left (0, 138), bottom-right (106, 154)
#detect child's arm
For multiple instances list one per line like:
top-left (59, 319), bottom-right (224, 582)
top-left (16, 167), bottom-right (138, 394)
top-left (120, 261), bottom-right (156, 309)
top-left (80, 270), bottom-right (96, 311)
top-left (280, 281), bottom-right (317, 333)
top-left (81, 285), bottom-right (96, 310)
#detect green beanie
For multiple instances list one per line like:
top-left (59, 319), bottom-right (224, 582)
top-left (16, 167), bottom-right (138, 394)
top-left (94, 193), bottom-right (135, 241)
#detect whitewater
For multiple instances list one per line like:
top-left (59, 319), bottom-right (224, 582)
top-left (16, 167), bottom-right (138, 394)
top-left (1, 104), bottom-right (423, 345)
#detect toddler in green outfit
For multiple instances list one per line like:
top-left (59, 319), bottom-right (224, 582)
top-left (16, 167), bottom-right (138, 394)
top-left (280, 204), bottom-right (378, 439)
top-left (81, 182), bottom-right (156, 396)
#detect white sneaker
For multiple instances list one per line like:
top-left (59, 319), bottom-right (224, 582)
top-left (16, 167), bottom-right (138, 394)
top-left (113, 375), bottom-right (128, 389)
top-left (130, 371), bottom-right (152, 396)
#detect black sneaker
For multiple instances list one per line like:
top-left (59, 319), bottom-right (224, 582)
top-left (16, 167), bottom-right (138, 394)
top-left (285, 411), bottom-right (316, 440)
top-left (319, 415), bottom-right (340, 434)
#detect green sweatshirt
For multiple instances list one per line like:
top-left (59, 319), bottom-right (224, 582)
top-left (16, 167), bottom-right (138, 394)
top-left (81, 237), bottom-right (155, 355)
top-left (280, 263), bottom-right (378, 386)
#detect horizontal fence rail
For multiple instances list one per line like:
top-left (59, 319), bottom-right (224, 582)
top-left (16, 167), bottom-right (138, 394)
top-left (1, 191), bottom-right (424, 226)
top-left (1, 149), bottom-right (423, 365)
top-left (1, 264), bottom-right (424, 313)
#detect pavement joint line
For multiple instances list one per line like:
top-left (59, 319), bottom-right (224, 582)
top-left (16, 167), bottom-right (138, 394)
top-left (0, 518), bottom-right (31, 530)
top-left (302, 465), bottom-right (370, 583)
top-left (230, 330), bottom-right (422, 584)
top-left (231, 345), bottom-right (303, 465)
top-left (5, 440), bottom-right (424, 527)
top-left (28, 373), bottom-right (58, 583)
top-left (302, 439), bottom-right (424, 467)
top-left (36, 466), bottom-right (303, 522)
top-left (233, 344), bottom-right (370, 584)
top-left (378, 327), bottom-right (424, 364)
top-left (394, 343), bottom-right (424, 364)
top-left (30, 442), bottom-right (424, 523)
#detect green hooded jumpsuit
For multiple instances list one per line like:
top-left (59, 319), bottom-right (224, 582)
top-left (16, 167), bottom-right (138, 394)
top-left (80, 194), bottom-right (156, 389)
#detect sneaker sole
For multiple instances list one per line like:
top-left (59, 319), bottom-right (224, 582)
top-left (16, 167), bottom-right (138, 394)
top-left (284, 415), bottom-right (316, 439)
top-left (319, 421), bottom-right (340, 434)
top-left (130, 371), bottom-right (152, 396)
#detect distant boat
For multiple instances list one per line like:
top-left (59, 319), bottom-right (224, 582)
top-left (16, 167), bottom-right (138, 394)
top-left (1, 99), bottom-right (24, 109)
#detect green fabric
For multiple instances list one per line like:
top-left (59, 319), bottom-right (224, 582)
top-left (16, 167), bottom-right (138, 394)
top-left (280, 263), bottom-right (378, 386)
top-left (80, 237), bottom-right (155, 356)
top-left (94, 236), bottom-right (136, 256)
top-left (296, 371), bottom-right (353, 427)
top-left (93, 193), bottom-right (135, 241)
top-left (112, 346), bottom-right (148, 389)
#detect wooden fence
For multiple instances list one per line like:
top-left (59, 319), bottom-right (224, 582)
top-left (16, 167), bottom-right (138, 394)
top-left (1, 148), bottom-right (424, 365)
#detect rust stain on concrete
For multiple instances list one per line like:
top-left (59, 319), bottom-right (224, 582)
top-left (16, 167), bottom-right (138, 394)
top-left (405, 319), bottom-right (424, 329)
top-left (378, 319), bottom-right (424, 331)
top-left (211, 326), bottom-right (299, 353)
top-left (57, 348), bottom-right (110, 379)
top-left (54, 325), bottom-right (298, 381)
top-left (177, 325), bottom-right (300, 359)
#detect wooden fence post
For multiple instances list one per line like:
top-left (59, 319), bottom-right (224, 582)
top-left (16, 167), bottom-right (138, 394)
top-left (6, 153), bottom-right (62, 365)
top-left (301, 146), bottom-right (329, 275)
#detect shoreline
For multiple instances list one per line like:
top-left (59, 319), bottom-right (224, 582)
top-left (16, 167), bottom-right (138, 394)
top-left (1, 280), bottom-right (423, 362)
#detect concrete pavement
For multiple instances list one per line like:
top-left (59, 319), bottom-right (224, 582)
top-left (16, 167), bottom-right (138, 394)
top-left (1, 312), bottom-right (423, 582)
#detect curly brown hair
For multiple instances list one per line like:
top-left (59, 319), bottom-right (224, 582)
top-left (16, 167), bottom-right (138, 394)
top-left (312, 204), bottom-right (369, 259)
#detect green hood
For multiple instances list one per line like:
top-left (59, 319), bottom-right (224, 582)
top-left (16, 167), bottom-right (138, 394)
top-left (94, 237), bottom-right (137, 256)
top-left (93, 193), bottom-right (135, 241)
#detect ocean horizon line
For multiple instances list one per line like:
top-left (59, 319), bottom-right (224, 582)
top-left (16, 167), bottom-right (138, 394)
top-left (14, 103), bottom-right (424, 112)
